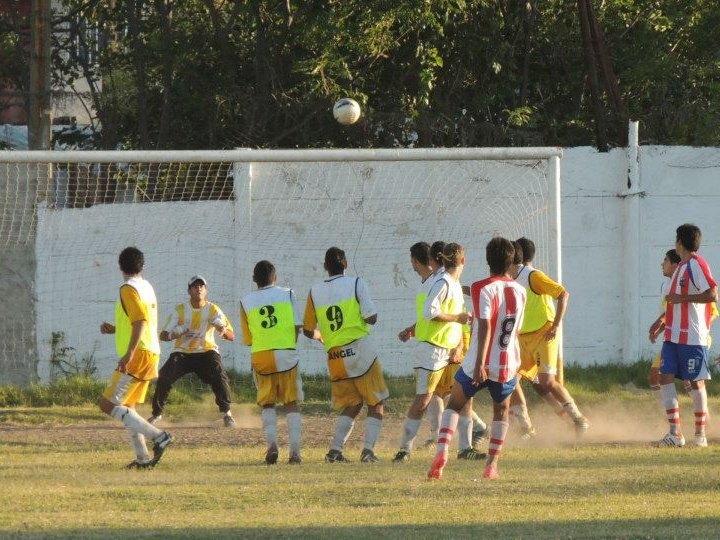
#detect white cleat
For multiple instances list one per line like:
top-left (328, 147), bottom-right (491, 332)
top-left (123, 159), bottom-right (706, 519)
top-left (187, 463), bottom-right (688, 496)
top-left (694, 434), bottom-right (708, 448)
top-left (652, 432), bottom-right (685, 448)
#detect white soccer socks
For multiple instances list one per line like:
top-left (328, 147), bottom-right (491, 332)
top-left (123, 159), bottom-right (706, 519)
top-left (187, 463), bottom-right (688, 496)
top-left (435, 409), bottom-right (460, 457)
top-left (399, 418), bottom-right (422, 452)
top-left (561, 399), bottom-right (583, 421)
top-left (330, 415), bottom-right (355, 452)
top-left (457, 414), bottom-right (473, 451)
top-left (125, 426), bottom-right (151, 463)
top-left (471, 410), bottom-right (487, 432)
top-left (690, 387), bottom-right (708, 436)
top-left (364, 417), bottom-right (382, 451)
top-left (286, 411), bottom-right (302, 456)
top-left (510, 404), bottom-right (533, 431)
top-left (488, 421), bottom-right (509, 464)
top-left (261, 408), bottom-right (278, 447)
top-left (111, 405), bottom-right (163, 440)
top-left (427, 395), bottom-right (444, 441)
top-left (660, 383), bottom-right (681, 435)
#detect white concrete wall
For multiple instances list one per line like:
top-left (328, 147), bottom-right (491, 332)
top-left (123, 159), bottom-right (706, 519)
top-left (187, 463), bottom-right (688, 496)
top-left (30, 146), bottom-right (720, 380)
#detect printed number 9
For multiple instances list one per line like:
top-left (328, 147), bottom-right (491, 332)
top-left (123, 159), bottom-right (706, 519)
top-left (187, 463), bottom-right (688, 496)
top-left (498, 316), bottom-right (516, 349)
top-left (260, 305), bottom-right (277, 329)
top-left (326, 305), bottom-right (344, 331)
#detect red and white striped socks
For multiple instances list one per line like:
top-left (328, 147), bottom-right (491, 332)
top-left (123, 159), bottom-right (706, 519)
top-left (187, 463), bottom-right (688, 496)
top-left (488, 420), bottom-right (509, 461)
top-left (690, 387), bottom-right (708, 436)
top-left (660, 383), bottom-right (681, 435)
top-left (434, 409), bottom-right (460, 457)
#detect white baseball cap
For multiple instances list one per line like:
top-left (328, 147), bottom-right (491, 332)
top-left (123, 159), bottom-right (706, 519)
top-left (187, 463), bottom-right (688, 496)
top-left (188, 275), bottom-right (208, 288)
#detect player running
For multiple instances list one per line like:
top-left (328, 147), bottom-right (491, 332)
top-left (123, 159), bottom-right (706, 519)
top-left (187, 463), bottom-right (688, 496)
top-left (508, 237), bottom-right (589, 436)
top-left (427, 237), bottom-right (526, 480)
top-left (240, 260), bottom-right (304, 464)
top-left (98, 247), bottom-right (173, 469)
top-left (654, 224), bottom-right (717, 447)
top-left (150, 275), bottom-right (236, 427)
top-left (303, 247), bottom-right (389, 463)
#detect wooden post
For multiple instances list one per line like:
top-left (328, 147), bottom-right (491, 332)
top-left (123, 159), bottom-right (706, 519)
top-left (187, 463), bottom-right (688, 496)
top-left (29, 0), bottom-right (52, 150)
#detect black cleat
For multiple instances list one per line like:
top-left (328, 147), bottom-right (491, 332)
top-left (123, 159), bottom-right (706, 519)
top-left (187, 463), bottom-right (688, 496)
top-left (223, 414), bottom-right (236, 428)
top-left (288, 453), bottom-right (302, 465)
top-left (151, 432), bottom-right (174, 465)
top-left (360, 448), bottom-right (380, 463)
top-left (392, 450), bottom-right (410, 463)
top-left (457, 447), bottom-right (488, 460)
top-left (126, 459), bottom-right (154, 470)
top-left (471, 427), bottom-right (487, 447)
top-left (325, 449), bottom-right (351, 463)
top-left (265, 444), bottom-right (279, 465)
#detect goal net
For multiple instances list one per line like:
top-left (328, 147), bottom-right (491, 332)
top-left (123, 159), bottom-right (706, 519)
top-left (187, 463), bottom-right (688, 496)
top-left (0, 148), bottom-right (561, 384)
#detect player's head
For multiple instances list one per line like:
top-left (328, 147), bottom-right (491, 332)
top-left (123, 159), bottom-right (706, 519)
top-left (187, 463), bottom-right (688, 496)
top-left (662, 249), bottom-right (680, 278)
top-left (512, 240), bottom-right (524, 265)
top-left (487, 237), bottom-right (514, 276)
top-left (118, 247), bottom-right (144, 276)
top-left (188, 275), bottom-right (208, 301)
top-left (410, 242), bottom-right (431, 266)
top-left (430, 241), bottom-right (446, 270)
top-left (676, 223), bottom-right (701, 254)
top-left (253, 260), bottom-right (276, 288)
top-left (515, 237), bottom-right (535, 264)
top-left (440, 243), bottom-right (465, 270)
top-left (324, 247), bottom-right (347, 276)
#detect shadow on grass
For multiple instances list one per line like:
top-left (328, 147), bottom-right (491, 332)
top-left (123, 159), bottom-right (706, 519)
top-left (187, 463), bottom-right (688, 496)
top-left (3, 518), bottom-right (718, 539)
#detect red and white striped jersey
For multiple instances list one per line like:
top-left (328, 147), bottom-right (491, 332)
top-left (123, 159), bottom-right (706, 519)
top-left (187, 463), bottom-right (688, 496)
top-left (461, 276), bottom-right (526, 383)
top-left (664, 254), bottom-right (717, 346)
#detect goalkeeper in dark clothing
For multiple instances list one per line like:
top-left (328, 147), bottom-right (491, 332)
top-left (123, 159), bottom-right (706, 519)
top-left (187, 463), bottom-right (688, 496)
top-left (149, 275), bottom-right (236, 427)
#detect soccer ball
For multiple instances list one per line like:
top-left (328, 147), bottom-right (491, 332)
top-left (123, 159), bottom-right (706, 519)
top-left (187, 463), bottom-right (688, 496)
top-left (333, 98), bottom-right (361, 125)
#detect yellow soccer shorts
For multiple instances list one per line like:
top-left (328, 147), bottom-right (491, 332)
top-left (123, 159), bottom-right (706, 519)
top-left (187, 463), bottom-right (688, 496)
top-left (433, 363), bottom-right (460, 397)
top-left (518, 322), bottom-right (559, 382)
top-left (414, 366), bottom-right (445, 395)
top-left (331, 359), bottom-right (390, 410)
top-left (102, 371), bottom-right (150, 407)
top-left (253, 366), bottom-right (304, 406)
top-left (650, 351), bottom-right (662, 370)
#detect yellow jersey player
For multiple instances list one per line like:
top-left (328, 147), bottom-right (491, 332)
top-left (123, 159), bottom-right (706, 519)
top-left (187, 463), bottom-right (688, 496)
top-left (509, 237), bottom-right (590, 437)
top-left (149, 275), bottom-right (236, 427)
top-left (240, 260), bottom-right (304, 465)
top-left (303, 247), bottom-right (389, 463)
top-left (395, 242), bottom-right (482, 462)
top-left (98, 247), bottom-right (173, 468)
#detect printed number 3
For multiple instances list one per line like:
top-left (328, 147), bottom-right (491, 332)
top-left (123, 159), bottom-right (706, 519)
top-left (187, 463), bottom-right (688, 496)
top-left (326, 305), bottom-right (344, 331)
top-left (498, 316), bottom-right (516, 349)
top-left (260, 305), bottom-right (277, 329)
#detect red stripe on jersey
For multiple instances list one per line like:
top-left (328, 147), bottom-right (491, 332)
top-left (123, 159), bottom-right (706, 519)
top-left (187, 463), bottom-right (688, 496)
top-left (485, 294), bottom-right (499, 368)
top-left (665, 266), bottom-right (681, 341)
top-left (504, 285), bottom-right (518, 315)
top-left (679, 266), bottom-right (690, 345)
top-left (498, 351), bottom-right (508, 383)
top-left (692, 254), bottom-right (717, 288)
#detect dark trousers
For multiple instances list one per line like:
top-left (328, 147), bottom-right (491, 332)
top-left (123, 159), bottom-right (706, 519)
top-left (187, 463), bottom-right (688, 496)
top-left (152, 350), bottom-right (232, 416)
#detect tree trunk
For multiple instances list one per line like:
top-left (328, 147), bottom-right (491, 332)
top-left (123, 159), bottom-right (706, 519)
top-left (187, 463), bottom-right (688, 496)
top-left (577, 0), bottom-right (607, 151)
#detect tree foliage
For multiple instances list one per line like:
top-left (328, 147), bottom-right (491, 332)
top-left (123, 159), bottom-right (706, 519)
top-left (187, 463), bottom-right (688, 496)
top-left (6, 0), bottom-right (719, 149)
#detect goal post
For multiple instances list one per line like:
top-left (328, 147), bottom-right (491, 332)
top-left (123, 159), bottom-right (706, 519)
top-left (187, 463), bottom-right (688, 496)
top-left (0, 147), bottom-right (562, 383)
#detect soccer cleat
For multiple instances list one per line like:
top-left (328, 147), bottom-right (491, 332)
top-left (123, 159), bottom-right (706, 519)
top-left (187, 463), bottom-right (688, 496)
top-left (653, 432), bottom-right (686, 448)
top-left (288, 453), bottom-right (302, 465)
top-left (573, 416), bottom-right (590, 435)
top-left (421, 438), bottom-right (437, 449)
top-left (694, 434), bottom-right (708, 448)
top-left (325, 449), bottom-right (351, 463)
top-left (151, 431), bottom-right (174, 465)
top-left (126, 459), bottom-right (154, 470)
top-left (147, 414), bottom-right (162, 425)
top-left (457, 447), bottom-right (488, 461)
top-left (427, 454), bottom-right (448, 480)
top-left (265, 444), bottom-right (279, 465)
top-left (392, 450), bottom-right (410, 463)
top-left (519, 426), bottom-right (536, 440)
top-left (360, 448), bottom-right (380, 463)
top-left (483, 464), bottom-right (500, 480)
top-left (471, 427), bottom-right (487, 447)
top-left (223, 414), bottom-right (236, 428)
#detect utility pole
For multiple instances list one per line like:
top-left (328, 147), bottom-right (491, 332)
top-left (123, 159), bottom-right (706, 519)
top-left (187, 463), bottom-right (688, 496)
top-left (29, 0), bottom-right (52, 149)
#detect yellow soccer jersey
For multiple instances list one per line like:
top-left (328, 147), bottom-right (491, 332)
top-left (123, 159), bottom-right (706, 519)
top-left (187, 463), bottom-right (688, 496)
top-left (162, 301), bottom-right (233, 353)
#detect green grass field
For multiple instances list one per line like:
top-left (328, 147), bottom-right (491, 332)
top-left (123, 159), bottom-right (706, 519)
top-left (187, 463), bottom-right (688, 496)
top-left (1, 365), bottom-right (719, 539)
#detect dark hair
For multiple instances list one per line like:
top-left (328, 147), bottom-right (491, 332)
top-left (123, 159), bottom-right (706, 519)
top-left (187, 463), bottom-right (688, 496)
top-left (665, 249), bottom-right (681, 265)
top-left (676, 224), bottom-right (701, 252)
top-left (515, 237), bottom-right (535, 264)
top-left (410, 242), bottom-right (431, 266)
top-left (439, 243), bottom-right (465, 270)
top-left (118, 247), bottom-right (144, 275)
top-left (512, 241), bottom-right (524, 265)
top-left (430, 241), bottom-right (446, 266)
top-left (487, 237), bottom-right (514, 275)
top-left (324, 247), bottom-right (346, 276)
top-left (253, 260), bottom-right (276, 287)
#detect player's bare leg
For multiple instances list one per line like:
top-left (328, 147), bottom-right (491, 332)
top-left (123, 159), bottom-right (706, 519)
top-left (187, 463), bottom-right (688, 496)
top-left (424, 394), bottom-right (444, 446)
top-left (689, 380), bottom-right (708, 447)
top-left (428, 385), bottom-right (468, 479)
top-left (509, 384), bottom-right (535, 438)
top-left (484, 398), bottom-right (510, 480)
top-left (534, 373), bottom-right (589, 434)
top-left (648, 367), bottom-right (665, 414)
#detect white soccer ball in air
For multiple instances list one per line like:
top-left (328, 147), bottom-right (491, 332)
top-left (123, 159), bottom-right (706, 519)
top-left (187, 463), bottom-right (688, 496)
top-left (333, 98), bottom-right (361, 125)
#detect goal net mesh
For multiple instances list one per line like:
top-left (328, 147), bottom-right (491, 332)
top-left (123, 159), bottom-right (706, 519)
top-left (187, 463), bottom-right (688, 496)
top-left (0, 152), bottom-right (558, 383)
